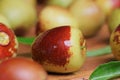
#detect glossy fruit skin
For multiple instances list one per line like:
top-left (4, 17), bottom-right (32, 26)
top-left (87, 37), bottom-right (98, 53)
top-left (69, 0), bottom-right (105, 38)
top-left (0, 57), bottom-right (47, 80)
top-left (33, 26), bottom-right (71, 66)
top-left (32, 26), bottom-right (86, 73)
top-left (110, 24), bottom-right (120, 60)
top-left (108, 9), bottom-right (120, 33)
top-left (0, 23), bottom-right (18, 61)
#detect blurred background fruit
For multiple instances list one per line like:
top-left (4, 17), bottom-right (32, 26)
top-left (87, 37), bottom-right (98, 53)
top-left (69, 0), bottom-right (105, 38)
top-left (108, 9), bottom-right (120, 33)
top-left (44, 0), bottom-right (75, 8)
top-left (37, 5), bottom-right (79, 35)
top-left (0, 0), bottom-right (37, 36)
top-left (95, 0), bottom-right (120, 18)
top-left (0, 14), bottom-right (10, 28)
top-left (0, 57), bottom-right (48, 80)
top-left (22, 0), bottom-right (37, 7)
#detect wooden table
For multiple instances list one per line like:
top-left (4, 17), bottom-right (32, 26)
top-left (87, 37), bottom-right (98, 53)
top-left (47, 54), bottom-right (114, 80)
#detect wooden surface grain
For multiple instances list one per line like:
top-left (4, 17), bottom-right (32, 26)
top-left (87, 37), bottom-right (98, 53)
top-left (47, 54), bottom-right (114, 80)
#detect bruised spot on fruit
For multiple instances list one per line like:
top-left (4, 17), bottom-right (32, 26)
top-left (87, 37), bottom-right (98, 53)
top-left (0, 32), bottom-right (10, 46)
top-left (32, 26), bottom-right (72, 67)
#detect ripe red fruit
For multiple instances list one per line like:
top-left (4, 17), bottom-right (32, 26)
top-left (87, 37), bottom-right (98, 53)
top-left (32, 26), bottom-right (86, 73)
top-left (0, 57), bottom-right (47, 80)
top-left (0, 23), bottom-right (18, 61)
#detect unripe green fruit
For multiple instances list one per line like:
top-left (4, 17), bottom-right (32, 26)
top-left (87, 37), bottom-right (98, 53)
top-left (69, 0), bottom-right (105, 38)
top-left (95, 0), bottom-right (120, 17)
top-left (108, 9), bottom-right (120, 33)
top-left (37, 5), bottom-right (79, 33)
top-left (22, 0), bottom-right (37, 7)
top-left (0, 14), bottom-right (10, 28)
top-left (0, 0), bottom-right (37, 36)
top-left (45, 0), bottom-right (74, 8)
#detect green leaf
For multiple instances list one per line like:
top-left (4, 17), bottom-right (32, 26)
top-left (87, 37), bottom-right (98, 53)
top-left (89, 61), bottom-right (120, 80)
top-left (17, 37), bottom-right (35, 45)
top-left (87, 46), bottom-right (111, 57)
top-left (16, 37), bottom-right (112, 57)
